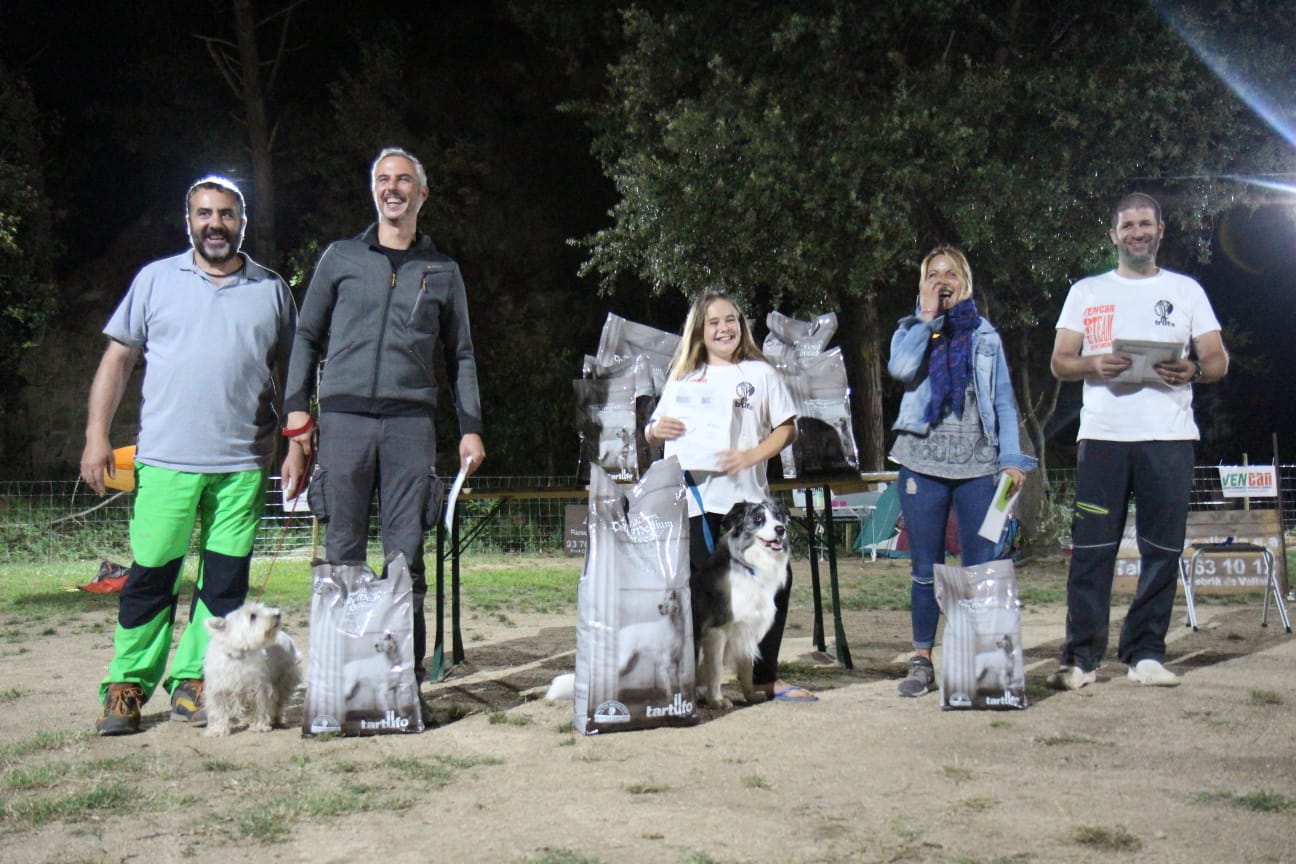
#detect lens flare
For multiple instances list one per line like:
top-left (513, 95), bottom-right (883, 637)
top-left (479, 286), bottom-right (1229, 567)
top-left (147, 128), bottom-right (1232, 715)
top-left (1157, 4), bottom-right (1296, 149)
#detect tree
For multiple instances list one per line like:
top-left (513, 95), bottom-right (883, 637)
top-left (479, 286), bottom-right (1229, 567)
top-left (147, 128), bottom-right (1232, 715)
top-left (284, 9), bottom-right (633, 475)
top-left (577, 3), bottom-right (942, 469)
top-left (882, 2), bottom-right (1283, 487)
top-left (195, 0), bottom-right (307, 269)
top-left (575, 0), bottom-right (1290, 483)
top-left (0, 60), bottom-right (57, 465)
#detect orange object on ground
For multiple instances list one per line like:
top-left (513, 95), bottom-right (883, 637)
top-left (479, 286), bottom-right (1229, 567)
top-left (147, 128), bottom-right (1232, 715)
top-left (78, 560), bottom-right (129, 593)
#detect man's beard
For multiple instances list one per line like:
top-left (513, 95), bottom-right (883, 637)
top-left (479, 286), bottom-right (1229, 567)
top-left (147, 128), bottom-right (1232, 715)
top-left (191, 227), bottom-right (242, 266)
top-left (1118, 237), bottom-right (1159, 270)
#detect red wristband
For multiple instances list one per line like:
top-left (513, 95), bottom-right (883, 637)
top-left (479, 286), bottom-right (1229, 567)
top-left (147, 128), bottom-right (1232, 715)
top-left (283, 417), bottom-right (314, 438)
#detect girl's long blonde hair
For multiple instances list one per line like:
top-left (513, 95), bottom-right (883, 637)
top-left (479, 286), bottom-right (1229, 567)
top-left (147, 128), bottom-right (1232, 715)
top-left (667, 293), bottom-right (767, 379)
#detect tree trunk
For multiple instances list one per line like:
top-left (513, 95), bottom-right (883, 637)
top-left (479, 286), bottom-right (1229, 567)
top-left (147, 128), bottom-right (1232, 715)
top-left (233, 0), bottom-right (277, 268)
top-left (1014, 327), bottom-right (1060, 492)
top-left (844, 296), bottom-right (885, 472)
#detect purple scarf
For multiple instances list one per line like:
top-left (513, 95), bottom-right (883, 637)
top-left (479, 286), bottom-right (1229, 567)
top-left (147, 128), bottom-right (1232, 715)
top-left (923, 298), bottom-right (979, 426)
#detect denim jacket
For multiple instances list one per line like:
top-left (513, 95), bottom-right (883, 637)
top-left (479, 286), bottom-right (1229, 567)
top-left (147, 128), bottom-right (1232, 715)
top-left (887, 313), bottom-right (1037, 474)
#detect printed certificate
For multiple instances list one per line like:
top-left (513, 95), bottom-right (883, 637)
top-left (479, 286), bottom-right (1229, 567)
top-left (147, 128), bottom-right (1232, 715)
top-left (662, 381), bottom-right (731, 471)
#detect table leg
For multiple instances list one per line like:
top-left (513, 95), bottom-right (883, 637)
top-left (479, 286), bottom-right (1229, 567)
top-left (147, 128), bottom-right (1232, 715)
top-left (804, 490), bottom-right (826, 653)
top-left (821, 483), bottom-right (852, 669)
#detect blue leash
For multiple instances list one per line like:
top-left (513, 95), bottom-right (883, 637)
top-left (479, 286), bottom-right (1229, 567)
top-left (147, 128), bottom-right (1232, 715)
top-left (683, 470), bottom-right (714, 554)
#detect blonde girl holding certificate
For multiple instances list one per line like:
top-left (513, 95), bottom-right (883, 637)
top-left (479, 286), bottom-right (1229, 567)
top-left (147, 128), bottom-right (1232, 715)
top-left (645, 294), bottom-right (816, 702)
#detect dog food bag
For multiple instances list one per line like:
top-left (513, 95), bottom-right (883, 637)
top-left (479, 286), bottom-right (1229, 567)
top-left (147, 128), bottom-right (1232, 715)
top-left (573, 459), bottom-right (699, 734)
top-left (302, 553), bottom-right (424, 736)
top-left (594, 312), bottom-right (679, 393)
top-left (573, 375), bottom-right (643, 483)
top-left (791, 349), bottom-right (860, 476)
top-left (762, 312), bottom-right (859, 478)
top-left (933, 560), bottom-right (1028, 710)
top-left (763, 310), bottom-right (838, 362)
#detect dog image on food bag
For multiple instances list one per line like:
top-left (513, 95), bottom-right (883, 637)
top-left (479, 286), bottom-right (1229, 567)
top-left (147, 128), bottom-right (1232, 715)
top-left (690, 500), bottom-right (790, 709)
top-left (343, 631), bottom-right (417, 715)
top-left (203, 601), bottom-right (302, 736)
top-left (616, 588), bottom-right (687, 699)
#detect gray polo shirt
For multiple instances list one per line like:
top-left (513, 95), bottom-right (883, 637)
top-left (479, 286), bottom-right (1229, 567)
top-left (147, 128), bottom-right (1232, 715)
top-left (104, 250), bottom-right (296, 473)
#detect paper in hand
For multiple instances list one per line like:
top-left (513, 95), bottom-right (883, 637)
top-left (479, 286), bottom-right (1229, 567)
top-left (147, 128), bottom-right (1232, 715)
top-left (282, 483), bottom-right (310, 514)
top-left (977, 472), bottom-right (1022, 544)
top-left (660, 380), bottom-right (730, 471)
top-left (443, 458), bottom-right (473, 531)
top-left (1111, 338), bottom-right (1183, 384)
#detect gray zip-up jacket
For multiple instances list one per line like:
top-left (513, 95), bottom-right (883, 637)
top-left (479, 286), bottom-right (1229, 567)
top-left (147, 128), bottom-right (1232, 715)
top-left (284, 224), bottom-right (483, 435)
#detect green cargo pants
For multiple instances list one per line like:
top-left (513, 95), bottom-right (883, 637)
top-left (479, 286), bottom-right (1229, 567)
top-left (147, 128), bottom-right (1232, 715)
top-left (100, 464), bottom-right (266, 702)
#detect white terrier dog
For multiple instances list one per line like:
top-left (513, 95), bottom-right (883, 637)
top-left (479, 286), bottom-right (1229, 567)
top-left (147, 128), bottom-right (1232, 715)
top-left (203, 601), bottom-right (302, 736)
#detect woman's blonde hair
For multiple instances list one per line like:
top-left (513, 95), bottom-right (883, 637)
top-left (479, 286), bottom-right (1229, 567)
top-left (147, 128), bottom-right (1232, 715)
top-left (667, 293), bottom-right (766, 379)
top-left (919, 246), bottom-right (975, 303)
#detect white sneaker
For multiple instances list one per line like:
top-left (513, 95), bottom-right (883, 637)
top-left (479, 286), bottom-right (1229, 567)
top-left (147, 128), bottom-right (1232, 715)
top-left (1127, 659), bottom-right (1180, 687)
top-left (1047, 665), bottom-right (1096, 691)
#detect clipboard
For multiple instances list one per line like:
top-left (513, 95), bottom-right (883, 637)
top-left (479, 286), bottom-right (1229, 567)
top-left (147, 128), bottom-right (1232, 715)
top-left (1111, 338), bottom-right (1183, 384)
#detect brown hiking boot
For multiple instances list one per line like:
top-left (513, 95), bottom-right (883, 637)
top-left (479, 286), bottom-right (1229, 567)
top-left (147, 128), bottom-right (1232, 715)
top-left (96, 682), bottom-right (144, 736)
top-left (170, 679), bottom-right (205, 724)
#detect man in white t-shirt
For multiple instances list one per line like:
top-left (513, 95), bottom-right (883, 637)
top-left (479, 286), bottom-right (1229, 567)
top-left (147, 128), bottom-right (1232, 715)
top-left (1048, 192), bottom-right (1229, 691)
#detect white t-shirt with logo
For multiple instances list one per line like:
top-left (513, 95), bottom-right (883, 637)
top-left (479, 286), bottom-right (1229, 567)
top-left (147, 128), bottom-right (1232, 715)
top-left (1056, 268), bottom-right (1221, 442)
top-left (651, 360), bottom-right (797, 517)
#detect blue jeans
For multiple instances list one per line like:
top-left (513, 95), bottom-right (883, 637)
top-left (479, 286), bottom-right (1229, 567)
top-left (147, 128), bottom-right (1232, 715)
top-left (898, 467), bottom-right (998, 650)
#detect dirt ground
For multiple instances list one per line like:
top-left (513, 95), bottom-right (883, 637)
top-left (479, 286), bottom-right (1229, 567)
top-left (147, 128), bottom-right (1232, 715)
top-left (2, 556), bottom-right (1295, 864)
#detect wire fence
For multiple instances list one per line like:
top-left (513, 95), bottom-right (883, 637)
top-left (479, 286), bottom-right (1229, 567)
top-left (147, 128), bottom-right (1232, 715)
top-left (0, 476), bottom-right (590, 564)
top-left (4, 465), bottom-right (1292, 564)
top-left (1045, 464), bottom-right (1294, 527)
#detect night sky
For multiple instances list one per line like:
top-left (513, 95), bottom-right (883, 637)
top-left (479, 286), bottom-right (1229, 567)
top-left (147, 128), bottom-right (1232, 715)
top-left (5, 1), bottom-right (1296, 470)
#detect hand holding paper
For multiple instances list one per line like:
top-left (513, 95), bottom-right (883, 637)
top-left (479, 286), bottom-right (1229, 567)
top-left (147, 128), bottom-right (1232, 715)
top-left (660, 381), bottom-right (730, 471)
top-left (1111, 338), bottom-right (1183, 384)
top-left (978, 472), bottom-right (1023, 545)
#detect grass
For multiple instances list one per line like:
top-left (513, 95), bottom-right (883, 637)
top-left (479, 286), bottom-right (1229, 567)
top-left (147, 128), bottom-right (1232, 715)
top-left (1073, 825), bottom-right (1142, 852)
top-left (1034, 734), bottom-right (1114, 747)
top-left (0, 556), bottom-right (582, 619)
top-left (0, 739), bottom-right (502, 839)
top-left (943, 763), bottom-right (974, 784)
top-left (1194, 790), bottom-right (1295, 813)
top-left (624, 782), bottom-right (669, 795)
top-left (823, 557), bottom-right (1069, 611)
top-left (525, 851), bottom-right (605, 864)
top-left (3, 544), bottom-right (1080, 635)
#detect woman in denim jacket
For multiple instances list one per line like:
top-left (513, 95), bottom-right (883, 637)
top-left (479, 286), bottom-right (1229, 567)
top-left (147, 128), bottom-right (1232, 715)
top-left (887, 246), bottom-right (1037, 697)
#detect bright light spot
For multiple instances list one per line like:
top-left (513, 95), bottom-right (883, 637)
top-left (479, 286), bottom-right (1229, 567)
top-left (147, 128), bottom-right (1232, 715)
top-left (1222, 175), bottom-right (1296, 196)
top-left (1159, 5), bottom-right (1296, 149)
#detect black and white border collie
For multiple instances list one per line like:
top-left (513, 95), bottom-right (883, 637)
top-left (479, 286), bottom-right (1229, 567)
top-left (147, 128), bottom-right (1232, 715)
top-left (691, 500), bottom-right (790, 709)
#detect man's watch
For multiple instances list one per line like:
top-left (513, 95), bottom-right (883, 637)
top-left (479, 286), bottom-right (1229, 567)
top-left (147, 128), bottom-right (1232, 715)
top-left (1190, 360), bottom-right (1204, 382)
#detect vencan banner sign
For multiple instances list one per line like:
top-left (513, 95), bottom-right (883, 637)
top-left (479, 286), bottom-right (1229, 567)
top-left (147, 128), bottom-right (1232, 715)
top-left (1217, 465), bottom-right (1278, 498)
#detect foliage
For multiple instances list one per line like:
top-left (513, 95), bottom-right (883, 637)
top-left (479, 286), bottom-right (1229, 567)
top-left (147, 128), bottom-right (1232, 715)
top-left (0, 61), bottom-right (58, 434)
top-left (574, 1), bottom-right (1293, 471)
top-left (282, 12), bottom-right (633, 475)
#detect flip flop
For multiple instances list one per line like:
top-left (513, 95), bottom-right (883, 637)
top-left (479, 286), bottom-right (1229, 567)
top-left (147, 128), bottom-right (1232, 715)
top-left (773, 685), bottom-right (819, 702)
